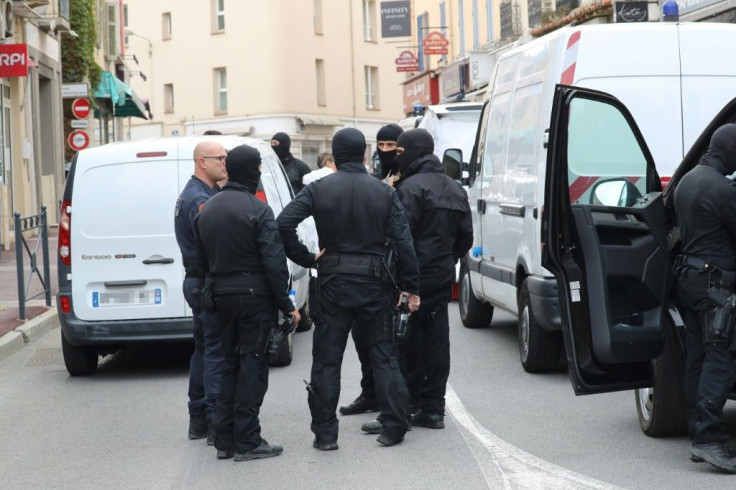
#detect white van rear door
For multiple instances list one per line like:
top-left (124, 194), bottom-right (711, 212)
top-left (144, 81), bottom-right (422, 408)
top-left (72, 153), bottom-right (185, 321)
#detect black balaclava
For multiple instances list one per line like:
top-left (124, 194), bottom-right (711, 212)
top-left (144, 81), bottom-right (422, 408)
top-left (376, 123), bottom-right (404, 176)
top-left (700, 123), bottom-right (736, 175)
top-left (226, 145), bottom-right (262, 191)
top-left (395, 128), bottom-right (434, 174)
top-left (331, 128), bottom-right (366, 168)
top-left (271, 132), bottom-right (292, 161)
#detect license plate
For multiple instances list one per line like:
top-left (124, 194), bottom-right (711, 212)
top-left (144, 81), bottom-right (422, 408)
top-left (92, 288), bottom-right (162, 307)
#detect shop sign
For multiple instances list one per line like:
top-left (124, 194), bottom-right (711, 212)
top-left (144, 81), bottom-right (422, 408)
top-left (614, 2), bottom-right (649, 22)
top-left (440, 64), bottom-right (464, 99)
top-left (395, 50), bottom-right (419, 73)
top-left (422, 31), bottom-right (449, 55)
top-left (468, 51), bottom-right (495, 90)
top-left (381, 1), bottom-right (411, 38)
top-left (0, 44), bottom-right (29, 78)
top-left (402, 72), bottom-right (438, 114)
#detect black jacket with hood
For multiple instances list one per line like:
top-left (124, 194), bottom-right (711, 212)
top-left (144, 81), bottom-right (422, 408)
top-left (674, 123), bottom-right (736, 272)
top-left (395, 129), bottom-right (473, 294)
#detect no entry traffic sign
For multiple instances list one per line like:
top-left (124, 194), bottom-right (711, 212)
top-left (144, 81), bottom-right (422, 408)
top-left (68, 129), bottom-right (90, 151)
top-left (71, 98), bottom-right (91, 119)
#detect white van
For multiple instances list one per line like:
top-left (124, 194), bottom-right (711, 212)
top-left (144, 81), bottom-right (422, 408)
top-left (455, 22), bottom-right (736, 373)
top-left (418, 102), bottom-right (482, 163)
top-left (57, 136), bottom-right (318, 375)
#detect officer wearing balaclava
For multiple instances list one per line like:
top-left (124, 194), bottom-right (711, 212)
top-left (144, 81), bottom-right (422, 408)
top-left (271, 132), bottom-right (312, 195)
top-left (674, 123), bottom-right (736, 472)
top-left (338, 123), bottom-right (405, 418)
top-left (371, 124), bottom-right (404, 184)
top-left (277, 127), bottom-right (420, 450)
top-left (388, 128), bottom-right (473, 432)
top-left (194, 144), bottom-right (300, 462)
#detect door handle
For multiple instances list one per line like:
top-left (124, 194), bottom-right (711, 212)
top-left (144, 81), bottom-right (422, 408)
top-left (477, 199), bottom-right (487, 214)
top-left (104, 280), bottom-right (147, 287)
top-left (142, 258), bottom-right (175, 265)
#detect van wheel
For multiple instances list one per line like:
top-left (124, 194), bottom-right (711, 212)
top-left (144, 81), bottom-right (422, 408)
top-left (296, 305), bottom-right (312, 332)
top-left (459, 264), bottom-right (493, 328)
top-left (635, 314), bottom-right (687, 436)
top-left (518, 280), bottom-right (561, 373)
top-left (61, 332), bottom-right (99, 376)
top-left (269, 332), bottom-right (293, 367)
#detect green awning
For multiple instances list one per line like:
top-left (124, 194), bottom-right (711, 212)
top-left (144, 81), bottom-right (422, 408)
top-left (93, 72), bottom-right (148, 119)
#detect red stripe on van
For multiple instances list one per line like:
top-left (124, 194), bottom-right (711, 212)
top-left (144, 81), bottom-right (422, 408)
top-left (561, 63), bottom-right (576, 85)
top-left (567, 30), bottom-right (581, 48)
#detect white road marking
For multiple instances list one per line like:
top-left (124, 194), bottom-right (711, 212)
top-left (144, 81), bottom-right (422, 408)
top-left (446, 385), bottom-right (625, 490)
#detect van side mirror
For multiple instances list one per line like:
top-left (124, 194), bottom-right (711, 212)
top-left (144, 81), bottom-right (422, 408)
top-left (443, 148), bottom-right (463, 180)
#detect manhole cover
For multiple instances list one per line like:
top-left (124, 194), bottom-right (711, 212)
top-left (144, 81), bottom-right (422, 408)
top-left (25, 348), bottom-right (63, 367)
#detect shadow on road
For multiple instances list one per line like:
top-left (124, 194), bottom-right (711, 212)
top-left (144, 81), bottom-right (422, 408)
top-left (91, 341), bottom-right (193, 378)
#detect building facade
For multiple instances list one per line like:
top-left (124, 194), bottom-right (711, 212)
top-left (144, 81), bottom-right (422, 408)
top-left (0, 1), bottom-right (69, 248)
top-left (122, 0), bottom-right (409, 167)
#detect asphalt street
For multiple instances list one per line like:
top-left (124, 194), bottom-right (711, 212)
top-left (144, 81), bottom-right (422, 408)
top-left (1, 307), bottom-right (735, 489)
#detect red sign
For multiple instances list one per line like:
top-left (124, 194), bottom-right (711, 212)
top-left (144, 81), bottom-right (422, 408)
top-left (68, 130), bottom-right (90, 151)
top-left (401, 71), bottom-right (439, 114)
top-left (0, 44), bottom-right (29, 77)
top-left (422, 31), bottom-right (449, 55)
top-left (395, 50), bottom-right (419, 73)
top-left (71, 98), bottom-right (91, 119)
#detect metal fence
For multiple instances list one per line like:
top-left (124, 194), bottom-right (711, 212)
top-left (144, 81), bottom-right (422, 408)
top-left (14, 206), bottom-right (52, 321)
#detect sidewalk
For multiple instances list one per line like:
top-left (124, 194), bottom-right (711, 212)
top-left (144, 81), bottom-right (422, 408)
top-left (0, 226), bottom-right (58, 341)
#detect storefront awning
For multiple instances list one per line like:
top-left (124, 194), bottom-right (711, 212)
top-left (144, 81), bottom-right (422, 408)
top-left (297, 115), bottom-right (342, 126)
top-left (93, 72), bottom-right (148, 119)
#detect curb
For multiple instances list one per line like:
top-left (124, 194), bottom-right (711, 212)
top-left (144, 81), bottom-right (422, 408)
top-left (0, 309), bottom-right (59, 362)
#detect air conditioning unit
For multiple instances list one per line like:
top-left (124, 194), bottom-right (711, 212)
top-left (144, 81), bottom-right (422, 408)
top-left (1, 0), bottom-right (14, 39)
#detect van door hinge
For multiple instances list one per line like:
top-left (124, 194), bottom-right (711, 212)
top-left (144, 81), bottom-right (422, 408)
top-left (543, 129), bottom-right (549, 149)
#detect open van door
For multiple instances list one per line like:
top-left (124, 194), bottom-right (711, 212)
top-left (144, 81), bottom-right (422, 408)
top-left (541, 85), bottom-right (671, 395)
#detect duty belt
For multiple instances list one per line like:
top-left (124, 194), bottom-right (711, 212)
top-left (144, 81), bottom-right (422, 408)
top-left (318, 253), bottom-right (383, 279)
top-left (674, 254), bottom-right (736, 289)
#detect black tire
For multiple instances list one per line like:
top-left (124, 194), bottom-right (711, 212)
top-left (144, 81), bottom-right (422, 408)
top-left (459, 264), bottom-right (493, 328)
top-left (635, 314), bottom-right (687, 437)
top-left (269, 332), bottom-right (293, 367)
top-left (61, 332), bottom-right (99, 376)
top-left (296, 305), bottom-right (312, 332)
top-left (518, 279), bottom-right (562, 373)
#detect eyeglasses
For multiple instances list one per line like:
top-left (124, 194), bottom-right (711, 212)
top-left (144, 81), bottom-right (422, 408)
top-left (202, 155), bottom-right (227, 162)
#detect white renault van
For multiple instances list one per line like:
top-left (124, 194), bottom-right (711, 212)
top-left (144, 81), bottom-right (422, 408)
top-left (455, 22), bottom-right (736, 373)
top-left (57, 136), bottom-right (318, 375)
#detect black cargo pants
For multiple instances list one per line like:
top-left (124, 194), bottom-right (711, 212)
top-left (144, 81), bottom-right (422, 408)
top-left (676, 267), bottom-right (736, 444)
top-left (404, 287), bottom-right (452, 415)
top-left (213, 294), bottom-right (275, 454)
top-left (308, 274), bottom-right (408, 444)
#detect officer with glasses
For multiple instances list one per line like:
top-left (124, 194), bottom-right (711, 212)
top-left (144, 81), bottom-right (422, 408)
top-left (174, 140), bottom-right (228, 444)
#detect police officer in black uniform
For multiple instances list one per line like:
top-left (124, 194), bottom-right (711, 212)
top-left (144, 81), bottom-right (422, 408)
top-left (392, 128), bottom-right (472, 430)
top-left (175, 140), bottom-right (227, 443)
top-left (271, 132), bottom-right (311, 195)
top-left (674, 123), bottom-right (736, 473)
top-left (340, 123), bottom-right (405, 417)
top-left (194, 144), bottom-right (300, 462)
top-left (277, 127), bottom-right (420, 449)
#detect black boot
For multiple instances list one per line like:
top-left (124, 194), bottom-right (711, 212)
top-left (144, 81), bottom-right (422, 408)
top-left (690, 441), bottom-right (736, 473)
top-left (313, 439), bottom-right (339, 451)
top-left (234, 440), bottom-right (284, 462)
top-left (339, 395), bottom-right (378, 415)
top-left (411, 411), bottom-right (445, 429)
top-left (377, 430), bottom-right (405, 447)
top-left (188, 415), bottom-right (208, 440)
